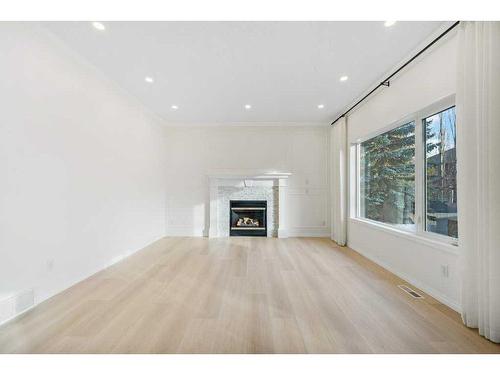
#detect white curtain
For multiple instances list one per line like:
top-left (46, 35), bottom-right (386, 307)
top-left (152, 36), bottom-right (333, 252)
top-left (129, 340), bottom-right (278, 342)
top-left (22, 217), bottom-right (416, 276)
top-left (330, 116), bottom-right (347, 246)
top-left (457, 21), bottom-right (500, 343)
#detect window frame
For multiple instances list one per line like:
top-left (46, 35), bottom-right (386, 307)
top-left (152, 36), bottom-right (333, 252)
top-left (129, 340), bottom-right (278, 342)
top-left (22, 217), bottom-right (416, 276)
top-left (353, 94), bottom-right (457, 247)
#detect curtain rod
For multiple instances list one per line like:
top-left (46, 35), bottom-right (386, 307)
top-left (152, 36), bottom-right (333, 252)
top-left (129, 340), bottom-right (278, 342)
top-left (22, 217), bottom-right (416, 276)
top-left (330, 21), bottom-right (460, 126)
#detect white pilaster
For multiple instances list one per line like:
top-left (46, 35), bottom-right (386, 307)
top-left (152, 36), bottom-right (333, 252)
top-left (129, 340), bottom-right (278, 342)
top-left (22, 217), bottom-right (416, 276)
top-left (208, 177), bottom-right (219, 238)
top-left (277, 177), bottom-right (289, 238)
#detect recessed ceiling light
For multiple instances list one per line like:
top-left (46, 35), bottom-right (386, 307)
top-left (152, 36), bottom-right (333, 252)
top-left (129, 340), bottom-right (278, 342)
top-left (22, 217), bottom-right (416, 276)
top-left (317, 104), bottom-right (325, 109)
top-left (384, 21), bottom-right (396, 27)
top-left (340, 75), bottom-right (349, 82)
top-left (244, 104), bottom-right (252, 110)
top-left (171, 105), bottom-right (178, 110)
top-left (144, 76), bottom-right (154, 83)
top-left (92, 22), bottom-right (106, 31)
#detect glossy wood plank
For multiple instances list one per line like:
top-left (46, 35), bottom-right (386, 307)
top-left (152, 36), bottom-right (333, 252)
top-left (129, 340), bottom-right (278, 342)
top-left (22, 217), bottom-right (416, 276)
top-left (0, 237), bottom-right (498, 353)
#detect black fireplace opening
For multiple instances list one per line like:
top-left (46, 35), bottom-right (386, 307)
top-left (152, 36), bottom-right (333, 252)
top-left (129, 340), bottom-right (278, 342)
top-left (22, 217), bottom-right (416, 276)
top-left (229, 200), bottom-right (267, 237)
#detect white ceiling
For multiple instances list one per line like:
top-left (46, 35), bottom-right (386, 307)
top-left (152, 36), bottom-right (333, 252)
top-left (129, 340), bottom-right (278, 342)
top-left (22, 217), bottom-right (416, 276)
top-left (43, 21), bottom-right (446, 125)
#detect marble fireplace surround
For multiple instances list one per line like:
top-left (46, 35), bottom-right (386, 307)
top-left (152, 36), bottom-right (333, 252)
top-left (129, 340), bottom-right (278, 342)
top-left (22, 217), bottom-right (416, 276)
top-left (207, 170), bottom-right (291, 238)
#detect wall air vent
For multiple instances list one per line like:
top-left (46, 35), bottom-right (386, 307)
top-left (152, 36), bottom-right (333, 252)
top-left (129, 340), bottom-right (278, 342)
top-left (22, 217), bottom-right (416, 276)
top-left (0, 289), bottom-right (35, 325)
top-left (398, 284), bottom-right (424, 299)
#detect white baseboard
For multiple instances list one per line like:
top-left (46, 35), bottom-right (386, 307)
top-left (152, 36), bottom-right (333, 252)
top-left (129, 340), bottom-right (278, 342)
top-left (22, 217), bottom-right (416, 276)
top-left (277, 228), bottom-right (288, 238)
top-left (165, 225), bottom-right (206, 237)
top-left (349, 243), bottom-right (461, 312)
top-left (166, 225), bottom-right (330, 238)
top-left (286, 226), bottom-right (331, 238)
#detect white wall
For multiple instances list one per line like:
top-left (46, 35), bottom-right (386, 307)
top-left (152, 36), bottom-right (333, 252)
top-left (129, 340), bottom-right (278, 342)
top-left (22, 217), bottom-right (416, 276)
top-left (346, 32), bottom-right (460, 310)
top-left (0, 24), bottom-right (167, 322)
top-left (164, 125), bottom-right (330, 237)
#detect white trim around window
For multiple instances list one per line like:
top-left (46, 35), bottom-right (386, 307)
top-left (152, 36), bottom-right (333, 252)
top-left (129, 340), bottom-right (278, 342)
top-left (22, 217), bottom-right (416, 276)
top-left (351, 94), bottom-right (458, 248)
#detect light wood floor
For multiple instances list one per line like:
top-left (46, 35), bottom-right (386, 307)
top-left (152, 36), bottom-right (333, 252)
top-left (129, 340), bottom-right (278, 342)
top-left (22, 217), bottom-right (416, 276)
top-left (0, 237), bottom-right (499, 354)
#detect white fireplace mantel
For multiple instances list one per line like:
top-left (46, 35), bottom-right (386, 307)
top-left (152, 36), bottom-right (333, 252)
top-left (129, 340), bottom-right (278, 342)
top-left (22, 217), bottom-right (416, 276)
top-left (207, 170), bottom-right (291, 238)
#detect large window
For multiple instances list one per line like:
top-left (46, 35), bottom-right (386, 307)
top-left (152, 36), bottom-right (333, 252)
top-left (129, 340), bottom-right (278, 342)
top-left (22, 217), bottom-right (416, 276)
top-left (356, 98), bottom-right (458, 242)
top-left (359, 122), bottom-right (416, 230)
top-left (424, 107), bottom-right (457, 238)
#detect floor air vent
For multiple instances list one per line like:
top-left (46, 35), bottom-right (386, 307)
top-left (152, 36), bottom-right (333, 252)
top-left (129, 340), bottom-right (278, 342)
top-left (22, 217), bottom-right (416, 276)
top-left (398, 285), bottom-right (424, 299)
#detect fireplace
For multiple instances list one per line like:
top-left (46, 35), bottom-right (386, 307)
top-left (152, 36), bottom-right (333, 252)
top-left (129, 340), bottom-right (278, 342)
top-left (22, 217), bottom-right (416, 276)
top-left (229, 200), bottom-right (267, 237)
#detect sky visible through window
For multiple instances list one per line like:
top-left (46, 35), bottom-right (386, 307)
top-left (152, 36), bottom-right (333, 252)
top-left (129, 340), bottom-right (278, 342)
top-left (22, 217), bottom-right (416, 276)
top-left (425, 107), bottom-right (456, 158)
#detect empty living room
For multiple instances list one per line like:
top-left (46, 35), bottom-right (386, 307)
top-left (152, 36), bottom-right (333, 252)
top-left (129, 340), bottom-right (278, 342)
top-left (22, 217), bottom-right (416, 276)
top-left (1, 1), bottom-right (500, 373)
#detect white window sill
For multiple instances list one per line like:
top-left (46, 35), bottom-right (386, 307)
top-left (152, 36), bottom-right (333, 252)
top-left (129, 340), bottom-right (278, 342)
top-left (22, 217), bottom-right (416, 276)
top-left (349, 217), bottom-right (459, 256)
